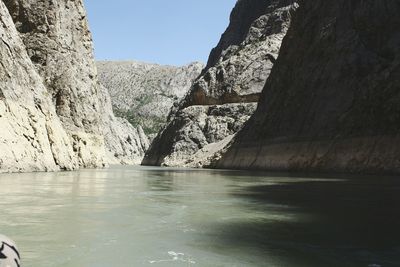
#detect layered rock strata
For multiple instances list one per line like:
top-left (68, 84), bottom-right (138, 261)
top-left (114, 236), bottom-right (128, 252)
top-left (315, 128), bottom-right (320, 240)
top-left (142, 0), bottom-right (297, 167)
top-left (215, 0), bottom-right (400, 174)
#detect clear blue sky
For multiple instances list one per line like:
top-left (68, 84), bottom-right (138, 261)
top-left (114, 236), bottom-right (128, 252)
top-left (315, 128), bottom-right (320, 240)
top-left (84, 0), bottom-right (237, 66)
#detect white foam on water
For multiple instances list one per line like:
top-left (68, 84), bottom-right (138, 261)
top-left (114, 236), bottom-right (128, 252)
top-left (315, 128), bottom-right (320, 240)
top-left (148, 251), bottom-right (196, 265)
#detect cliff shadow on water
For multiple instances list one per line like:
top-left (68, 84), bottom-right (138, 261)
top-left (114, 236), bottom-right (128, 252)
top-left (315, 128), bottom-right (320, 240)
top-left (204, 171), bottom-right (400, 267)
top-left (120, 167), bottom-right (400, 266)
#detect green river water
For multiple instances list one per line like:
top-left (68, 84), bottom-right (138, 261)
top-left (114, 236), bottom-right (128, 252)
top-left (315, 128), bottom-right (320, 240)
top-left (0, 166), bottom-right (399, 266)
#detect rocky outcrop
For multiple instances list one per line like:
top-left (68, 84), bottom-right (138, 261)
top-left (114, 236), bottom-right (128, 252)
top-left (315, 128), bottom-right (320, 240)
top-left (214, 0), bottom-right (400, 174)
top-left (0, 0), bottom-right (149, 171)
top-left (0, 0), bottom-right (78, 172)
top-left (97, 61), bottom-right (204, 137)
top-left (180, 0), bottom-right (297, 108)
top-left (145, 103), bottom-right (257, 167)
top-left (142, 0), bottom-right (297, 167)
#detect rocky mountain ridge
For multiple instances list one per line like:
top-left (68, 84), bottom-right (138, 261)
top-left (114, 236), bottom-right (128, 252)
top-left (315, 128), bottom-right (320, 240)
top-left (97, 61), bottom-right (204, 137)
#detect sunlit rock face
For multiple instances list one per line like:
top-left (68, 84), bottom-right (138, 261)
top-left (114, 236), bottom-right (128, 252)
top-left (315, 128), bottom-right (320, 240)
top-left (142, 0), bottom-right (297, 167)
top-left (215, 0), bottom-right (400, 174)
top-left (97, 61), bottom-right (204, 138)
top-left (3, 0), bottom-right (106, 168)
top-left (2, 0), bottom-right (149, 168)
top-left (0, 0), bottom-right (78, 172)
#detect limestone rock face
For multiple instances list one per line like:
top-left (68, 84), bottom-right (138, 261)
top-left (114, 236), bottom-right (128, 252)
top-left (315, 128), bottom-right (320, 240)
top-left (4, 0), bottom-right (106, 168)
top-left (142, 0), bottom-right (296, 167)
top-left (215, 0), bottom-right (400, 174)
top-left (0, 0), bottom-right (78, 172)
top-left (97, 61), bottom-right (204, 136)
top-left (0, 0), bottom-right (148, 171)
top-left (4, 0), bottom-right (148, 167)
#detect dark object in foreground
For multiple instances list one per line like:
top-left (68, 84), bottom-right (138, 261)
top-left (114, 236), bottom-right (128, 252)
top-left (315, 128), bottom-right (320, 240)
top-left (0, 235), bottom-right (20, 267)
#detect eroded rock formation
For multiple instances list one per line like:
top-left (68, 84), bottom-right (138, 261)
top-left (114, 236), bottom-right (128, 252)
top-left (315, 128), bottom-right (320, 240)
top-left (215, 0), bottom-right (400, 174)
top-left (142, 0), bottom-right (297, 167)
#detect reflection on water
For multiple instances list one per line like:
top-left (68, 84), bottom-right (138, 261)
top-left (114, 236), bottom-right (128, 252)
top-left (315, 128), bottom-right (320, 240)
top-left (0, 166), bottom-right (399, 266)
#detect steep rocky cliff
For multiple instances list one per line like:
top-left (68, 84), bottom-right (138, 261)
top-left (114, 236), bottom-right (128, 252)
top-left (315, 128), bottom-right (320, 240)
top-left (4, 0), bottom-right (107, 167)
top-left (142, 0), bottom-right (297, 167)
top-left (97, 61), bottom-right (203, 137)
top-left (1, 0), bottom-right (148, 171)
top-left (215, 0), bottom-right (400, 174)
top-left (0, 0), bottom-right (78, 172)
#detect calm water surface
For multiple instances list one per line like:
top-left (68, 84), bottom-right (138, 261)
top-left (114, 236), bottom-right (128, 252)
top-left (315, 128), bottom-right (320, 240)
top-left (0, 166), bottom-right (399, 266)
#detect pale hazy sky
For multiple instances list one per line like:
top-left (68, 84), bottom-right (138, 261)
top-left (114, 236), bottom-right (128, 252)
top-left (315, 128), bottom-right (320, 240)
top-left (84, 0), bottom-right (237, 66)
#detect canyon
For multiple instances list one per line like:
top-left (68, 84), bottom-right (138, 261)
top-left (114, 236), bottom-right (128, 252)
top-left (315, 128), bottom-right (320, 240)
top-left (0, 0), bottom-right (399, 175)
top-left (0, 1), bottom-right (398, 266)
